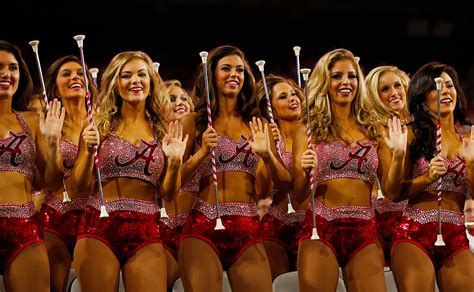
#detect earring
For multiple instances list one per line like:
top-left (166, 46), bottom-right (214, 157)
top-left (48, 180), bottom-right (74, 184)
top-left (422, 103), bottom-right (429, 112)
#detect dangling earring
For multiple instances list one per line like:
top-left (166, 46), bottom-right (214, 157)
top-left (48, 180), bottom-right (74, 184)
top-left (422, 103), bottom-right (429, 112)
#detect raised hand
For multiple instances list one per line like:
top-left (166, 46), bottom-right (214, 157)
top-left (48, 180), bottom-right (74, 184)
top-left (82, 123), bottom-right (100, 154)
top-left (40, 99), bottom-right (65, 142)
top-left (201, 126), bottom-right (218, 154)
top-left (461, 125), bottom-right (474, 164)
top-left (162, 120), bottom-right (189, 162)
top-left (247, 117), bottom-right (270, 156)
top-left (382, 117), bottom-right (407, 157)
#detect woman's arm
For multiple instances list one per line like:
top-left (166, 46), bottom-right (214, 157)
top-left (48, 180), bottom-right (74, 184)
top-left (160, 121), bottom-right (188, 202)
top-left (291, 124), bottom-right (316, 204)
top-left (248, 117), bottom-right (292, 194)
top-left (69, 122), bottom-right (98, 195)
top-left (377, 117), bottom-right (407, 202)
top-left (180, 113), bottom-right (217, 185)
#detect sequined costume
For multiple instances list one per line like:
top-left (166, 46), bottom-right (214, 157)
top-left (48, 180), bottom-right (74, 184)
top-left (38, 139), bottom-right (87, 255)
top-left (159, 174), bottom-right (198, 259)
top-left (0, 112), bottom-right (43, 274)
top-left (372, 197), bottom-right (408, 265)
top-left (77, 121), bottom-right (165, 265)
top-left (181, 134), bottom-right (262, 270)
top-left (260, 137), bottom-right (302, 269)
top-left (182, 198), bottom-right (261, 270)
top-left (392, 155), bottom-right (470, 270)
top-left (299, 140), bottom-right (379, 267)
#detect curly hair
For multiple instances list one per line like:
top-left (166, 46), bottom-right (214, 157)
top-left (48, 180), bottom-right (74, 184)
top-left (96, 51), bottom-right (167, 140)
top-left (301, 48), bottom-right (378, 143)
top-left (409, 61), bottom-right (470, 161)
top-left (0, 40), bottom-right (33, 111)
top-left (193, 45), bottom-right (259, 142)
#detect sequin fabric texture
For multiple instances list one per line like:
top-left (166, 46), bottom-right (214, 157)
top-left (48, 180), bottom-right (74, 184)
top-left (0, 203), bottom-right (44, 274)
top-left (393, 206), bottom-right (469, 270)
top-left (0, 111), bottom-right (35, 180)
top-left (412, 155), bottom-right (467, 194)
top-left (313, 140), bottom-right (378, 187)
top-left (99, 129), bottom-right (165, 186)
top-left (181, 198), bottom-right (261, 270)
top-left (300, 200), bottom-right (377, 267)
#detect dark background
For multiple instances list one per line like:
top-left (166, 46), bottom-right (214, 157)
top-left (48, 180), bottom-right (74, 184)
top-left (3, 0), bottom-right (474, 111)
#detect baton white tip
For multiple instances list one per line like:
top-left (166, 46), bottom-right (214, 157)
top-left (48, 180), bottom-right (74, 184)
top-left (99, 205), bottom-right (109, 218)
top-left (89, 68), bottom-right (99, 78)
top-left (434, 234), bottom-right (446, 246)
top-left (152, 62), bottom-right (160, 73)
top-left (293, 46), bottom-right (301, 55)
top-left (434, 77), bottom-right (443, 90)
top-left (73, 35), bottom-right (85, 47)
top-left (214, 218), bottom-right (225, 230)
top-left (28, 40), bottom-right (40, 51)
top-left (160, 207), bottom-right (169, 218)
top-left (199, 51), bottom-right (208, 63)
top-left (311, 228), bottom-right (320, 240)
top-left (300, 68), bottom-right (311, 80)
top-left (255, 60), bottom-right (265, 71)
top-left (287, 203), bottom-right (295, 214)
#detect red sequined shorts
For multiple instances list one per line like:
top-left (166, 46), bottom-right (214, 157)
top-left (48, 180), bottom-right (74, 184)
top-left (77, 196), bottom-right (162, 265)
top-left (0, 202), bottom-right (44, 274)
top-left (392, 205), bottom-right (469, 270)
top-left (159, 213), bottom-right (188, 259)
top-left (372, 198), bottom-right (407, 263)
top-left (37, 193), bottom-right (87, 255)
top-left (299, 200), bottom-right (377, 267)
top-left (181, 198), bottom-right (262, 270)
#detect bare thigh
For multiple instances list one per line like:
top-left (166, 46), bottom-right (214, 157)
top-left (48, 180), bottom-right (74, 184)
top-left (391, 242), bottom-right (436, 292)
top-left (44, 231), bottom-right (72, 292)
top-left (163, 248), bottom-right (180, 289)
top-left (178, 237), bottom-right (223, 292)
top-left (263, 240), bottom-right (289, 280)
top-left (343, 243), bottom-right (386, 292)
top-left (4, 242), bottom-right (50, 292)
top-left (297, 239), bottom-right (339, 292)
top-left (73, 237), bottom-right (120, 292)
top-left (227, 242), bottom-right (272, 292)
top-left (123, 243), bottom-right (167, 292)
top-left (437, 249), bottom-right (474, 292)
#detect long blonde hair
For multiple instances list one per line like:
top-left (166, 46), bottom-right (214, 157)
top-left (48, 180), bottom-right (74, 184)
top-left (365, 65), bottom-right (411, 124)
top-left (96, 51), bottom-right (167, 139)
top-left (303, 48), bottom-right (377, 143)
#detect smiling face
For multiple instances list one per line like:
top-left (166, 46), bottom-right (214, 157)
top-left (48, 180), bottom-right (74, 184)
top-left (328, 59), bottom-right (358, 106)
top-left (166, 85), bottom-right (192, 121)
top-left (0, 50), bottom-right (19, 100)
top-left (214, 54), bottom-right (244, 98)
top-left (377, 71), bottom-right (407, 113)
top-left (425, 72), bottom-right (457, 117)
top-left (271, 81), bottom-right (301, 122)
top-left (56, 61), bottom-right (86, 101)
top-left (117, 57), bottom-right (151, 105)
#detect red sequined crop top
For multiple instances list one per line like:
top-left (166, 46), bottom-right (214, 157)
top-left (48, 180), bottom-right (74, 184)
top-left (0, 111), bottom-right (35, 181)
top-left (196, 134), bottom-right (259, 178)
top-left (60, 139), bottom-right (78, 178)
top-left (98, 121), bottom-right (165, 186)
top-left (412, 155), bottom-right (467, 195)
top-left (313, 140), bottom-right (378, 187)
